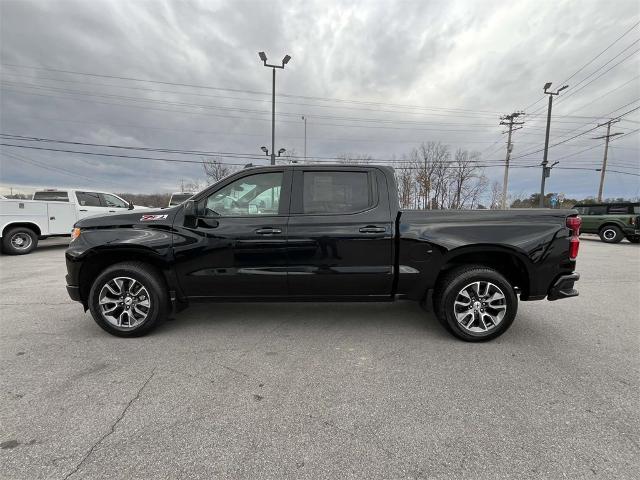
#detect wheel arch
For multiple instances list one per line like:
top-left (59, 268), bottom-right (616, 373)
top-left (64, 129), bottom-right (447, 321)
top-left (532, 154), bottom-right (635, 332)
top-left (77, 247), bottom-right (175, 306)
top-left (598, 222), bottom-right (624, 233)
top-left (435, 245), bottom-right (532, 299)
top-left (2, 222), bottom-right (42, 238)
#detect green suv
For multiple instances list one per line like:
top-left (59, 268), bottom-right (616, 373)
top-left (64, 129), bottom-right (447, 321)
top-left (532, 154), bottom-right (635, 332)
top-left (573, 202), bottom-right (640, 244)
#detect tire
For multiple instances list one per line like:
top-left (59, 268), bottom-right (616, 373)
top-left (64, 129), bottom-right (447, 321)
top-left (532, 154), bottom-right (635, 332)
top-left (626, 236), bottom-right (640, 244)
top-left (599, 225), bottom-right (623, 243)
top-left (88, 262), bottom-right (168, 337)
top-left (434, 266), bottom-right (518, 342)
top-left (1, 227), bottom-right (38, 255)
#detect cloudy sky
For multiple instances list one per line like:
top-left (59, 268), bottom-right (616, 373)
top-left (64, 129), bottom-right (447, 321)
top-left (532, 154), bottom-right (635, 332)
top-left (1, 0), bottom-right (638, 200)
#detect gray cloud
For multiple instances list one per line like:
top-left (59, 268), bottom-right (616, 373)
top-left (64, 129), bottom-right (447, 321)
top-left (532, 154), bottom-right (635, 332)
top-left (0, 0), bottom-right (638, 199)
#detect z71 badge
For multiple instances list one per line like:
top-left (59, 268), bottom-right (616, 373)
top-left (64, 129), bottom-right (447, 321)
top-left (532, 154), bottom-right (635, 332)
top-left (140, 214), bottom-right (168, 221)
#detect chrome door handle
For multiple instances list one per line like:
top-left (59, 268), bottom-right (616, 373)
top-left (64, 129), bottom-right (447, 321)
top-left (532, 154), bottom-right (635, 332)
top-left (255, 227), bottom-right (282, 235)
top-left (359, 226), bottom-right (386, 233)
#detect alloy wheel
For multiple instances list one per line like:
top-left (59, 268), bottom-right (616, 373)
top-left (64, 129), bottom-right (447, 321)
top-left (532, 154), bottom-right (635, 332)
top-left (98, 276), bottom-right (151, 330)
top-left (453, 281), bottom-right (507, 334)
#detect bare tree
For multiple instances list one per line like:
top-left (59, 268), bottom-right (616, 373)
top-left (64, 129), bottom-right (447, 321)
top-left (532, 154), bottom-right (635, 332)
top-left (202, 156), bottom-right (236, 184)
top-left (395, 157), bottom-right (415, 209)
top-left (488, 181), bottom-right (502, 209)
top-left (337, 153), bottom-right (373, 164)
top-left (182, 180), bottom-right (203, 193)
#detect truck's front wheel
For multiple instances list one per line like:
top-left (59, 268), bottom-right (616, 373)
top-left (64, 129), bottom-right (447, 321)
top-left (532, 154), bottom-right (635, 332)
top-left (88, 262), bottom-right (168, 337)
top-left (434, 266), bottom-right (518, 342)
top-left (2, 227), bottom-right (38, 255)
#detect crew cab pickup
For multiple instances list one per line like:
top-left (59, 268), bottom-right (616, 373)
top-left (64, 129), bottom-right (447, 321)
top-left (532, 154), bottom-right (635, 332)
top-left (65, 165), bottom-right (581, 341)
top-left (1, 189), bottom-right (148, 255)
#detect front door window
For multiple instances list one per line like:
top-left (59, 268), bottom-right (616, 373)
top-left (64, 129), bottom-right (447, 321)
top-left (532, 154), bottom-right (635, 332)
top-left (205, 172), bottom-right (283, 217)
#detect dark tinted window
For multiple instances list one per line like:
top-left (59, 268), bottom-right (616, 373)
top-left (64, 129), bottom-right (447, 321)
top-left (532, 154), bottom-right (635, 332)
top-left (574, 206), bottom-right (587, 215)
top-left (76, 191), bottom-right (102, 207)
top-left (302, 171), bottom-right (371, 214)
top-left (33, 191), bottom-right (69, 202)
top-left (607, 205), bottom-right (631, 214)
top-left (587, 206), bottom-right (606, 215)
top-left (206, 172), bottom-right (282, 216)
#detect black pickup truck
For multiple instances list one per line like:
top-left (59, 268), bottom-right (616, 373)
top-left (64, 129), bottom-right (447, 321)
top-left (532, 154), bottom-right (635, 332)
top-left (65, 165), bottom-right (581, 341)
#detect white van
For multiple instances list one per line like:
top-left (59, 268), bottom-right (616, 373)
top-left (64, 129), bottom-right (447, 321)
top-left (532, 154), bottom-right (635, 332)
top-left (0, 189), bottom-right (148, 255)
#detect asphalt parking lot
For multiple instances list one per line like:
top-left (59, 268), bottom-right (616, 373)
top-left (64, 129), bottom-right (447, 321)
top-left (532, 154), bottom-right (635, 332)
top-left (0, 236), bottom-right (638, 479)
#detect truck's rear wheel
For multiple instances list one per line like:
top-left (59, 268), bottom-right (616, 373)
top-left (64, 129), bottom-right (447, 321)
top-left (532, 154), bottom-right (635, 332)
top-left (2, 227), bottom-right (38, 255)
top-left (434, 266), bottom-right (518, 342)
top-left (88, 262), bottom-right (168, 337)
top-left (599, 225), bottom-right (623, 243)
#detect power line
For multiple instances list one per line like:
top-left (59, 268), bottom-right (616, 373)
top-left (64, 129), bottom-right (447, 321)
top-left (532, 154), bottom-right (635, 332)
top-left (0, 62), bottom-right (506, 115)
top-left (1, 80), bottom-right (512, 126)
top-left (562, 74), bottom-right (640, 116)
top-left (2, 150), bottom-right (120, 186)
top-left (555, 45), bottom-right (640, 106)
top-left (513, 103), bottom-right (640, 159)
top-left (0, 134), bottom-right (514, 165)
top-left (6, 86), bottom-right (552, 134)
top-left (527, 41), bottom-right (640, 120)
top-left (0, 72), bottom-right (505, 119)
top-left (520, 21), bottom-right (640, 112)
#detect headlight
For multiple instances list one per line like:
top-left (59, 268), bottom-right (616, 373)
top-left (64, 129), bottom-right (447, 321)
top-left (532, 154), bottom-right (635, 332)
top-left (71, 228), bottom-right (81, 241)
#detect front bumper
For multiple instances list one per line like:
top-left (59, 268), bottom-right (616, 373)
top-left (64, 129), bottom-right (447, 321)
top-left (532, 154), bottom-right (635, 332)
top-left (547, 273), bottom-right (580, 301)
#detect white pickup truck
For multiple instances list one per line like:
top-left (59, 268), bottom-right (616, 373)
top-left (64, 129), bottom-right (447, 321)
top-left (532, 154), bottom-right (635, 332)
top-left (0, 189), bottom-right (149, 255)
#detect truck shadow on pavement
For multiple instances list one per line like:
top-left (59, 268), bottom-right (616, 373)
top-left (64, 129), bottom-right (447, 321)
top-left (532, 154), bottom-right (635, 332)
top-left (157, 301), bottom-right (453, 340)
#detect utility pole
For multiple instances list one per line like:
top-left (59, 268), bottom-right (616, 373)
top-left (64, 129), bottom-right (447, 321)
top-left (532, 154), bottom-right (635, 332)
top-left (593, 119), bottom-right (623, 202)
top-left (301, 115), bottom-right (307, 161)
top-left (258, 52), bottom-right (291, 165)
top-left (499, 111), bottom-right (525, 209)
top-left (539, 82), bottom-right (569, 207)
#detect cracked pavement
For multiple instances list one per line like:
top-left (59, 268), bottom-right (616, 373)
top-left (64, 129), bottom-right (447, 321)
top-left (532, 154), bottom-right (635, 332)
top-left (0, 237), bottom-right (638, 479)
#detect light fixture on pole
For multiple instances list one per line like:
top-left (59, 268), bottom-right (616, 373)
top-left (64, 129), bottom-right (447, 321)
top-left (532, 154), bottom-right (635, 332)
top-left (538, 82), bottom-right (568, 207)
top-left (258, 51), bottom-right (291, 165)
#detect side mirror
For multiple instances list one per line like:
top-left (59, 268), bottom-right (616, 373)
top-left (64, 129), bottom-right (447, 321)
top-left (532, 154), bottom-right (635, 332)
top-left (184, 199), bottom-right (196, 218)
top-left (128, 201), bottom-right (134, 210)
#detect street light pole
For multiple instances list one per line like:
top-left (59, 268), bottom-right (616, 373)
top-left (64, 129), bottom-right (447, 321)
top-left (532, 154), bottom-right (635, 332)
top-left (301, 115), bottom-right (307, 160)
top-left (539, 82), bottom-right (568, 207)
top-left (271, 67), bottom-right (276, 166)
top-left (259, 52), bottom-right (291, 165)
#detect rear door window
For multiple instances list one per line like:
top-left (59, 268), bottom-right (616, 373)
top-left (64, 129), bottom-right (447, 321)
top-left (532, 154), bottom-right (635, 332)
top-left (302, 171), bottom-right (372, 214)
top-left (586, 206), bottom-right (606, 215)
top-left (75, 191), bottom-right (102, 207)
top-left (33, 191), bottom-right (69, 202)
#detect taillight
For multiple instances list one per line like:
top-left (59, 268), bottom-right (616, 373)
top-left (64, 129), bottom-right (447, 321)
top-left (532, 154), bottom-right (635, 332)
top-left (567, 216), bottom-right (581, 260)
top-left (566, 216), bottom-right (581, 235)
